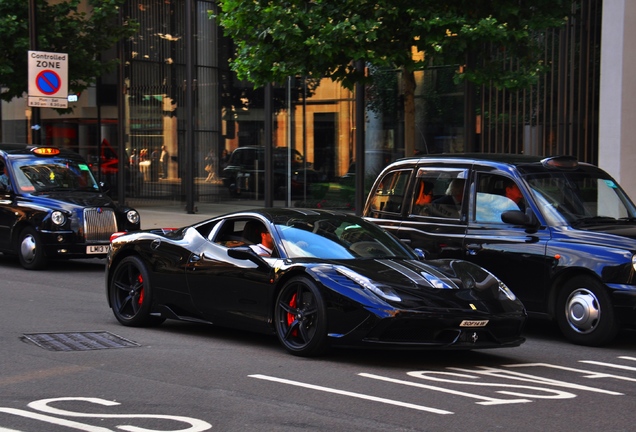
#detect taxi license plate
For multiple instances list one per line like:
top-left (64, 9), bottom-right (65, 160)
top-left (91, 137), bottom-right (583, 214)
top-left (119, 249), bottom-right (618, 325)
top-left (87, 245), bottom-right (108, 254)
top-left (459, 320), bottom-right (489, 327)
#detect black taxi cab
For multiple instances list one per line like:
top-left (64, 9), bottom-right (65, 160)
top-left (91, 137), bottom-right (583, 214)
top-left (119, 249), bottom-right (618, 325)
top-left (364, 154), bottom-right (636, 346)
top-left (0, 144), bottom-right (140, 270)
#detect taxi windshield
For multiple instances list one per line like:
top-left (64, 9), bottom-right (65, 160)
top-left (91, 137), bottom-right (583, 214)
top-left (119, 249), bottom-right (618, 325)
top-left (524, 171), bottom-right (636, 225)
top-left (11, 158), bottom-right (100, 193)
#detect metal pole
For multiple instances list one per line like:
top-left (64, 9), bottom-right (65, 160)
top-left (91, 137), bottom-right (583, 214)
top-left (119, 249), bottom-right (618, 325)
top-left (28, 0), bottom-right (41, 145)
top-left (355, 60), bottom-right (365, 216)
top-left (117, 7), bottom-right (127, 205)
top-left (185, 0), bottom-right (195, 214)
top-left (302, 77), bottom-right (307, 204)
top-left (264, 83), bottom-right (273, 207)
top-left (287, 76), bottom-right (292, 206)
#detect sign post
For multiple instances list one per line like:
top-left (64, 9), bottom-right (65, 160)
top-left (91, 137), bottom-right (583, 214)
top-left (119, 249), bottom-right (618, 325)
top-left (28, 50), bottom-right (68, 109)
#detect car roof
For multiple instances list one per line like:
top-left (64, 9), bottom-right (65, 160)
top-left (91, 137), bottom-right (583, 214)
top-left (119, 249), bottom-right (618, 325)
top-left (231, 146), bottom-right (300, 153)
top-left (202, 207), bottom-right (361, 227)
top-left (0, 143), bottom-right (82, 159)
top-left (403, 153), bottom-right (544, 165)
top-left (385, 153), bottom-right (607, 179)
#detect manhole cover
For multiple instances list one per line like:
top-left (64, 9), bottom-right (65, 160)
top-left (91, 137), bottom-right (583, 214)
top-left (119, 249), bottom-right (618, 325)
top-left (23, 331), bottom-right (140, 352)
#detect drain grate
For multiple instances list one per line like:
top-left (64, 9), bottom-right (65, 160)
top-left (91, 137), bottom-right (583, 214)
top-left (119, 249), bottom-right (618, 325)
top-left (23, 331), bottom-right (140, 352)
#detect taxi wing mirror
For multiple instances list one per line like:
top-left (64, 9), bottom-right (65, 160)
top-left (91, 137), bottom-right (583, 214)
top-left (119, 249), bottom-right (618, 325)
top-left (99, 181), bottom-right (111, 194)
top-left (501, 209), bottom-right (539, 228)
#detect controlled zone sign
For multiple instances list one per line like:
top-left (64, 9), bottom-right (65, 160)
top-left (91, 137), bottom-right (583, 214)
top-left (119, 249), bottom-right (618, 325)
top-left (28, 50), bottom-right (68, 108)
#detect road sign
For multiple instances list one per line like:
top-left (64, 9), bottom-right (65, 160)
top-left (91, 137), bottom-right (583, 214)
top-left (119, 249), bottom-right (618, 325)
top-left (28, 50), bottom-right (68, 108)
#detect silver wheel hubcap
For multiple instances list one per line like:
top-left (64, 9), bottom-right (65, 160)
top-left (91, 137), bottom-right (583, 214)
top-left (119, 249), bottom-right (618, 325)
top-left (20, 234), bottom-right (37, 263)
top-left (565, 288), bottom-right (600, 334)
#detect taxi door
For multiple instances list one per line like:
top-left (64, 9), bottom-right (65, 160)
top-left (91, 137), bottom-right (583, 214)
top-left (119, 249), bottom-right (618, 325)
top-left (463, 169), bottom-right (553, 314)
top-left (0, 159), bottom-right (16, 250)
top-left (394, 165), bottom-right (471, 260)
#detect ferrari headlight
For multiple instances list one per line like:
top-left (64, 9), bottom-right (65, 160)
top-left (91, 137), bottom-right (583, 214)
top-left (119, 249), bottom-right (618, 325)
top-left (632, 254), bottom-right (636, 272)
top-left (51, 211), bottom-right (66, 226)
top-left (336, 267), bottom-right (401, 302)
top-left (126, 210), bottom-right (140, 225)
top-left (498, 280), bottom-right (517, 301)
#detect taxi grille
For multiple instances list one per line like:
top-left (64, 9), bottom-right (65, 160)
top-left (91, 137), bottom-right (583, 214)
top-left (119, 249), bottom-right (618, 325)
top-left (83, 208), bottom-right (118, 242)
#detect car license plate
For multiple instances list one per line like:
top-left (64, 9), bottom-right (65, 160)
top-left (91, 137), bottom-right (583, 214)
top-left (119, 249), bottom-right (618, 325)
top-left (459, 320), bottom-right (489, 327)
top-left (87, 245), bottom-right (108, 254)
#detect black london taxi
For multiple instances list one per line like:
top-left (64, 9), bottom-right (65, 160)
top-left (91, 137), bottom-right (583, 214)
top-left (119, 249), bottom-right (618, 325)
top-left (0, 144), bottom-right (140, 270)
top-left (364, 153), bottom-right (636, 346)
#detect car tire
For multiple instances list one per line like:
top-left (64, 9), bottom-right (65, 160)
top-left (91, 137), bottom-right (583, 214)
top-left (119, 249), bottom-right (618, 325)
top-left (18, 226), bottom-right (47, 270)
top-left (274, 276), bottom-right (329, 357)
top-left (556, 275), bottom-right (619, 346)
top-left (109, 255), bottom-right (166, 327)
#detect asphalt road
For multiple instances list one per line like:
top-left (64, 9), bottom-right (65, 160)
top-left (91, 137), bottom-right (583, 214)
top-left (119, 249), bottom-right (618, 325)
top-left (1, 256), bottom-right (635, 432)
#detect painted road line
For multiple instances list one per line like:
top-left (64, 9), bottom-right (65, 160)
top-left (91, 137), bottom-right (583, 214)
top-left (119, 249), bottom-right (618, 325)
top-left (249, 374), bottom-right (452, 414)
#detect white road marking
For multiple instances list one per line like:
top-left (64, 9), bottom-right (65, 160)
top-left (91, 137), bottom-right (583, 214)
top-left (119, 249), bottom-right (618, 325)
top-left (506, 362), bottom-right (635, 386)
top-left (360, 372), bottom-right (531, 405)
top-left (1, 397), bottom-right (213, 432)
top-left (249, 374), bottom-right (453, 414)
top-left (579, 360), bottom-right (636, 372)
top-left (0, 408), bottom-right (112, 431)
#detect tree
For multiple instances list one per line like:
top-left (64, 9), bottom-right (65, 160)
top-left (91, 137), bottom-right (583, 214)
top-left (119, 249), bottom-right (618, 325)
top-left (0, 0), bottom-right (138, 103)
top-left (212, 0), bottom-right (572, 154)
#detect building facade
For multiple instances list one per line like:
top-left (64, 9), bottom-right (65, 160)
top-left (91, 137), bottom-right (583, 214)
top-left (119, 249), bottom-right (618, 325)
top-left (3, 0), bottom-right (634, 209)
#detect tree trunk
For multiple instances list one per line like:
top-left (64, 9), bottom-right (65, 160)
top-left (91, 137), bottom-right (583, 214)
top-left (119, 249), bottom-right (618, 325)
top-left (402, 67), bottom-right (416, 157)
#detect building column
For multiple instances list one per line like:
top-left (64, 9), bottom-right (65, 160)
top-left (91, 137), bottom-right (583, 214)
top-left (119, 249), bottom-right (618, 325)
top-left (599, 0), bottom-right (636, 198)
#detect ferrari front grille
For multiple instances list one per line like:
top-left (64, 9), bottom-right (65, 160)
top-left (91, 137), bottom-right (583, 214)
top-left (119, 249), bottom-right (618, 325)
top-left (83, 208), bottom-right (118, 242)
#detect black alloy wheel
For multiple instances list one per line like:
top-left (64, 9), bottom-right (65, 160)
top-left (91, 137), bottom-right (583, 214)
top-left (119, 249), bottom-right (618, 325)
top-left (274, 276), bottom-right (328, 357)
top-left (109, 256), bottom-right (165, 327)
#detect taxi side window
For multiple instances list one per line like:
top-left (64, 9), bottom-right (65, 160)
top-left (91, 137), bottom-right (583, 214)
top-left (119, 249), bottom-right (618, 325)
top-left (367, 169), bottom-right (411, 216)
top-left (474, 174), bottom-right (526, 223)
top-left (409, 168), bottom-right (468, 219)
top-left (0, 158), bottom-right (9, 190)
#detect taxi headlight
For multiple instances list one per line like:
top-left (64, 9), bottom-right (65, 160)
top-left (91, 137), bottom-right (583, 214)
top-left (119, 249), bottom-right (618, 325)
top-left (126, 210), bottom-right (140, 225)
top-left (51, 211), bottom-right (66, 226)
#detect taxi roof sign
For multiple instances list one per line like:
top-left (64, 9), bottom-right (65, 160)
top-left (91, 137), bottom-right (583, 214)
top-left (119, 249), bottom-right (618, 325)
top-left (32, 147), bottom-right (61, 156)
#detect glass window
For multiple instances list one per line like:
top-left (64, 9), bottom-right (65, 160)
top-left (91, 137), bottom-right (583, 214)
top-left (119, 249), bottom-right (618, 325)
top-left (410, 168), bottom-right (467, 219)
top-left (525, 171), bottom-right (636, 226)
top-left (12, 158), bottom-right (100, 194)
top-left (367, 169), bottom-right (412, 215)
top-left (472, 173), bottom-right (526, 223)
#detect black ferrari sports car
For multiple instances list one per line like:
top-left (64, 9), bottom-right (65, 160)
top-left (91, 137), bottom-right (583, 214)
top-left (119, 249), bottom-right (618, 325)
top-left (106, 208), bottom-right (526, 356)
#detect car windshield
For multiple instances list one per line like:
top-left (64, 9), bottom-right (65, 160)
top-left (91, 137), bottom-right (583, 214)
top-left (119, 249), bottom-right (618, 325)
top-left (274, 216), bottom-right (414, 259)
top-left (524, 171), bottom-right (636, 225)
top-left (10, 158), bottom-right (100, 193)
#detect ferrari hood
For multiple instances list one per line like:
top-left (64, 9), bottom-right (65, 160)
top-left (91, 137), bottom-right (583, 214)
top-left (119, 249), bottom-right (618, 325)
top-left (326, 257), bottom-right (519, 311)
top-left (342, 258), bottom-right (497, 291)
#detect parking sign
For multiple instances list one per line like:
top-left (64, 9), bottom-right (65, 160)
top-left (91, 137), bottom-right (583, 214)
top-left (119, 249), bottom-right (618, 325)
top-left (28, 50), bottom-right (68, 108)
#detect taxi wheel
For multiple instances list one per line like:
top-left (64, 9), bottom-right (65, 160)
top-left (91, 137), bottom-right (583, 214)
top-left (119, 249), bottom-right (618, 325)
top-left (18, 226), bottom-right (47, 270)
top-left (274, 276), bottom-right (329, 357)
top-left (109, 255), bottom-right (165, 327)
top-left (556, 276), bottom-right (619, 346)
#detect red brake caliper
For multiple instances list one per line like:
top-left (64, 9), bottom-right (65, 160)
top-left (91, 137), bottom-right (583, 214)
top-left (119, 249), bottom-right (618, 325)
top-left (287, 293), bottom-right (298, 336)
top-left (137, 274), bottom-right (144, 305)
